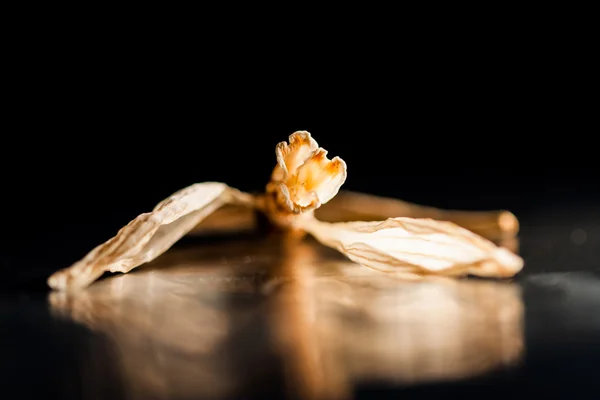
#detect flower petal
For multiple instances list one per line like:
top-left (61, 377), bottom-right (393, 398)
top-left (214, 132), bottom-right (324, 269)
top-left (47, 183), bottom-right (255, 291)
top-left (300, 217), bottom-right (524, 278)
top-left (272, 131), bottom-right (318, 181)
top-left (294, 149), bottom-right (347, 205)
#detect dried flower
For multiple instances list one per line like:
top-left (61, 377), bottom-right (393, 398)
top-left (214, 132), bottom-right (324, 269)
top-left (267, 131), bottom-right (347, 214)
top-left (47, 131), bottom-right (524, 292)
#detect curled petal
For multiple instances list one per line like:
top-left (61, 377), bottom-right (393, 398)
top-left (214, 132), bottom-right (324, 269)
top-left (293, 149), bottom-right (347, 206)
top-left (48, 182), bottom-right (255, 292)
top-left (299, 217), bottom-right (524, 278)
top-left (316, 190), bottom-right (520, 241)
top-left (267, 181), bottom-right (321, 214)
top-left (269, 131), bottom-right (347, 214)
top-left (272, 131), bottom-right (318, 182)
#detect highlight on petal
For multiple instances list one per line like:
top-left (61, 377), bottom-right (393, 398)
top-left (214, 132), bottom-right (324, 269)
top-left (299, 217), bottom-right (524, 278)
top-left (268, 131), bottom-right (347, 214)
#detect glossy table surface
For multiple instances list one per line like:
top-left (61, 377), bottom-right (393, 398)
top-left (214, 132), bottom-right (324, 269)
top-left (2, 205), bottom-right (600, 400)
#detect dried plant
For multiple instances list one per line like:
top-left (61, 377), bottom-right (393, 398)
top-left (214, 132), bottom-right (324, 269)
top-left (48, 131), bottom-right (523, 292)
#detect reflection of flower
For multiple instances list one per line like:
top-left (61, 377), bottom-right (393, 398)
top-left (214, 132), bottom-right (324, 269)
top-left (48, 230), bottom-right (524, 399)
top-left (268, 131), bottom-right (347, 213)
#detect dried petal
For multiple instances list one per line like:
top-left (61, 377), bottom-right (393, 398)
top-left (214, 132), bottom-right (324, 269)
top-left (293, 149), bottom-right (347, 206)
top-left (272, 131), bottom-right (318, 182)
top-left (299, 217), bottom-right (524, 278)
top-left (316, 190), bottom-right (520, 240)
top-left (47, 182), bottom-right (255, 292)
top-left (269, 131), bottom-right (347, 213)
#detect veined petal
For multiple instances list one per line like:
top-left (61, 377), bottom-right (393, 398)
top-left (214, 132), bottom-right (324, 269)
top-left (47, 183), bottom-right (255, 291)
top-left (300, 217), bottom-right (524, 278)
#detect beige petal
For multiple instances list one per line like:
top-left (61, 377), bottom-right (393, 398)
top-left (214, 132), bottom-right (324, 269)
top-left (267, 131), bottom-right (347, 214)
top-left (299, 217), bottom-right (523, 278)
top-left (271, 131), bottom-right (318, 182)
top-left (293, 149), bottom-right (347, 206)
top-left (316, 190), bottom-right (519, 240)
top-left (47, 182), bottom-right (255, 292)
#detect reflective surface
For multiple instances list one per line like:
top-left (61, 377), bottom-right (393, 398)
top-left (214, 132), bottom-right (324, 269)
top-left (47, 235), bottom-right (524, 400)
top-left (3, 215), bottom-right (600, 399)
